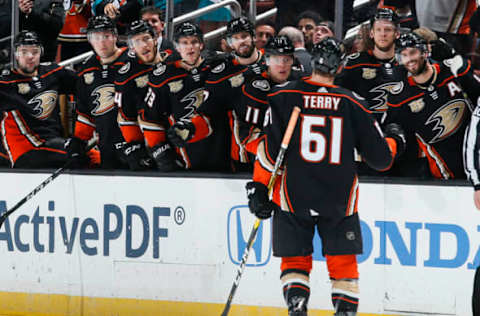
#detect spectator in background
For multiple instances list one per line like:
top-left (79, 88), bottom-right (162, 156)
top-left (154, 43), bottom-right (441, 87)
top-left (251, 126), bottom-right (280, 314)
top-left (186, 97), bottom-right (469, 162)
top-left (18, 0), bottom-right (65, 61)
top-left (412, 27), bottom-right (437, 53)
top-left (254, 20), bottom-right (275, 49)
top-left (278, 26), bottom-right (312, 75)
top-left (379, 0), bottom-right (418, 31)
top-left (296, 10), bottom-right (322, 52)
top-left (140, 6), bottom-right (176, 52)
top-left (313, 20), bottom-right (334, 45)
top-left (57, 0), bottom-right (93, 61)
top-left (93, 0), bottom-right (142, 30)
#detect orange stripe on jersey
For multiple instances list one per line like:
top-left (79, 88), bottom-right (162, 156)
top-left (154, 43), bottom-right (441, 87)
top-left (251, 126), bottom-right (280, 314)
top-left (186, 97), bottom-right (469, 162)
top-left (148, 73), bottom-right (188, 88)
top-left (119, 124), bottom-right (143, 143)
top-left (343, 63), bottom-right (381, 70)
top-left (345, 176), bottom-right (359, 216)
top-left (205, 68), bottom-right (248, 84)
top-left (281, 168), bottom-right (296, 213)
top-left (242, 85), bottom-right (268, 104)
top-left (189, 114), bottom-right (212, 143)
top-left (114, 67), bottom-right (153, 85)
top-left (40, 66), bottom-right (64, 79)
top-left (252, 160), bottom-right (272, 185)
top-left (0, 77), bottom-right (32, 84)
top-left (387, 92), bottom-right (425, 107)
top-left (78, 67), bottom-right (100, 77)
top-left (438, 62), bottom-right (471, 87)
top-left (416, 135), bottom-right (454, 179)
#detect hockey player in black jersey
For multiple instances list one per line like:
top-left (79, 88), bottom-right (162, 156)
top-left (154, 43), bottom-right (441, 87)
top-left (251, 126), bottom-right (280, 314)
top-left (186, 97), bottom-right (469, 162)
top-left (140, 22), bottom-right (224, 171)
top-left (335, 8), bottom-right (402, 121)
top-left (115, 20), bottom-right (173, 170)
top-left (245, 38), bottom-right (402, 316)
top-left (0, 30), bottom-right (77, 168)
top-left (68, 15), bottom-right (129, 169)
top-left (387, 32), bottom-right (480, 179)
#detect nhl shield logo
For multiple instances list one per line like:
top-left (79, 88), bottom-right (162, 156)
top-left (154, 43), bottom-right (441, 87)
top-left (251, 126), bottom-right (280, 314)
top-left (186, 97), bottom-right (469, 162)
top-left (408, 98), bottom-right (425, 113)
top-left (135, 75), bottom-right (148, 88)
top-left (362, 68), bottom-right (376, 80)
top-left (229, 74), bottom-right (244, 88)
top-left (17, 83), bottom-right (30, 94)
top-left (168, 80), bottom-right (183, 93)
top-left (84, 72), bottom-right (94, 85)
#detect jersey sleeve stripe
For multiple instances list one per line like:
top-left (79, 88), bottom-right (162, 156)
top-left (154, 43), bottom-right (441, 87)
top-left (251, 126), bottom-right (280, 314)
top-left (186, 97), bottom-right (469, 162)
top-left (387, 92), bottom-right (425, 107)
top-left (205, 68), bottom-right (247, 84)
top-left (40, 65), bottom-right (64, 79)
top-left (242, 85), bottom-right (268, 104)
top-left (147, 73), bottom-right (188, 88)
top-left (114, 67), bottom-right (153, 85)
top-left (438, 62), bottom-right (471, 87)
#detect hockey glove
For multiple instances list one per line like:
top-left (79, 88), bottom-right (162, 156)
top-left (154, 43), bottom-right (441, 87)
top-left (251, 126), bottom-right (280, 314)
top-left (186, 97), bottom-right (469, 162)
top-left (149, 142), bottom-right (185, 172)
top-left (122, 141), bottom-right (154, 171)
top-left (65, 137), bottom-right (89, 168)
top-left (430, 38), bottom-right (456, 62)
top-left (204, 50), bottom-right (231, 69)
top-left (245, 181), bottom-right (278, 220)
top-left (384, 123), bottom-right (406, 159)
top-left (167, 121), bottom-right (195, 148)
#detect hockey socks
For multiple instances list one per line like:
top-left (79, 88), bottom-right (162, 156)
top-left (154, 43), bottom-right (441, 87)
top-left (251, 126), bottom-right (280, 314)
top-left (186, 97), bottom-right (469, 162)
top-left (331, 279), bottom-right (359, 315)
top-left (281, 273), bottom-right (310, 315)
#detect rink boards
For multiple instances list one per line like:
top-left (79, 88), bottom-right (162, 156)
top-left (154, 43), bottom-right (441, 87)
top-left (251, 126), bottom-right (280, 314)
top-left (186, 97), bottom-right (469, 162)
top-left (0, 171), bottom-right (478, 316)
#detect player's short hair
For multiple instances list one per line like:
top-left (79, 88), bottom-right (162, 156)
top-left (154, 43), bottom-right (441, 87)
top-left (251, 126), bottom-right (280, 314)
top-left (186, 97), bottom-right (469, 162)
top-left (278, 26), bottom-right (304, 45)
top-left (140, 6), bottom-right (164, 21)
top-left (255, 20), bottom-right (276, 31)
top-left (413, 27), bottom-right (438, 43)
top-left (296, 10), bottom-right (323, 26)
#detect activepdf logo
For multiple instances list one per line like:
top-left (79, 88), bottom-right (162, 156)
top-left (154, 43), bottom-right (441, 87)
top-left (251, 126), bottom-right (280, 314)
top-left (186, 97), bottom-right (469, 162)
top-left (227, 205), bottom-right (272, 267)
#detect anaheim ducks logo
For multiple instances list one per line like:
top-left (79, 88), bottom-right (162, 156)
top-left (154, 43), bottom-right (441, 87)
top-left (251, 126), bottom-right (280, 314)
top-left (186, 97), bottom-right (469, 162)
top-left (425, 99), bottom-right (466, 143)
top-left (28, 90), bottom-right (58, 120)
top-left (180, 88), bottom-right (208, 119)
top-left (91, 84), bottom-right (115, 116)
top-left (369, 81), bottom-right (404, 112)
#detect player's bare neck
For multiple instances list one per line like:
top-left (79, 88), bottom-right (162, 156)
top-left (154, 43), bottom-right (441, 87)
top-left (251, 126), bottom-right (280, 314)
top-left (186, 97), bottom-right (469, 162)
top-left (372, 46), bottom-right (394, 61)
top-left (412, 63), bottom-right (434, 86)
top-left (99, 47), bottom-right (122, 65)
top-left (310, 72), bottom-right (334, 85)
top-left (16, 68), bottom-right (38, 77)
top-left (237, 49), bottom-right (260, 66)
top-left (181, 56), bottom-right (203, 70)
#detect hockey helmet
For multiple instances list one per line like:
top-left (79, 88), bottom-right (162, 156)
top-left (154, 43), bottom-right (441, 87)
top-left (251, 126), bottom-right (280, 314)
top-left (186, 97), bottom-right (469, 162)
top-left (370, 8), bottom-right (399, 27)
top-left (264, 35), bottom-right (294, 56)
top-left (226, 17), bottom-right (255, 38)
top-left (310, 37), bottom-right (345, 75)
top-left (14, 30), bottom-right (42, 48)
top-left (87, 15), bottom-right (117, 34)
top-left (173, 22), bottom-right (203, 43)
top-left (395, 32), bottom-right (427, 54)
top-left (126, 20), bottom-right (157, 39)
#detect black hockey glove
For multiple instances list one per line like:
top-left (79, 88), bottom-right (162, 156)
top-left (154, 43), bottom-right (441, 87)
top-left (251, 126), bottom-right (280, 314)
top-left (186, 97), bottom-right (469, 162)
top-left (203, 50), bottom-right (231, 69)
top-left (122, 141), bottom-right (154, 171)
top-left (167, 121), bottom-right (195, 148)
top-left (65, 137), bottom-right (89, 168)
top-left (430, 38), bottom-right (456, 62)
top-left (149, 142), bottom-right (185, 172)
top-left (384, 123), bottom-right (406, 159)
top-left (245, 181), bottom-right (278, 220)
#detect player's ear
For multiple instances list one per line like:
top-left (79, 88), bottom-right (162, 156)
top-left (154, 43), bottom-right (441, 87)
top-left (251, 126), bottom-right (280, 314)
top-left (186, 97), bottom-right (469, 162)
top-left (369, 29), bottom-right (374, 39)
top-left (200, 42), bottom-right (204, 51)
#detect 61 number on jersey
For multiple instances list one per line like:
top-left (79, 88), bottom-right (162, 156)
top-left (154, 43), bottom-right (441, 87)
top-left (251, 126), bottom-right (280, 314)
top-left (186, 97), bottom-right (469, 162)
top-left (300, 115), bottom-right (343, 164)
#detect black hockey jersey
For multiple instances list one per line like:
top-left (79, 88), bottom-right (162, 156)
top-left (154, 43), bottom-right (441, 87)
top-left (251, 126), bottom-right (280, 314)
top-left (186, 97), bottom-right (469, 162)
top-left (385, 61), bottom-right (478, 179)
top-left (75, 47), bottom-right (128, 169)
top-left (335, 50), bottom-right (403, 121)
top-left (0, 64), bottom-right (76, 165)
top-left (253, 78), bottom-right (393, 218)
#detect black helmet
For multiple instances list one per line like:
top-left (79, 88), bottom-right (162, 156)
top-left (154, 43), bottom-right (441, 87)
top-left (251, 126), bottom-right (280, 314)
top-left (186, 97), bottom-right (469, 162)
top-left (226, 17), bottom-right (254, 38)
top-left (126, 20), bottom-right (156, 39)
top-left (87, 15), bottom-right (116, 34)
top-left (265, 35), bottom-right (294, 56)
top-left (395, 32), bottom-right (427, 54)
top-left (370, 8), bottom-right (399, 27)
top-left (311, 37), bottom-right (345, 74)
top-left (173, 22), bottom-right (203, 43)
top-left (14, 30), bottom-right (42, 48)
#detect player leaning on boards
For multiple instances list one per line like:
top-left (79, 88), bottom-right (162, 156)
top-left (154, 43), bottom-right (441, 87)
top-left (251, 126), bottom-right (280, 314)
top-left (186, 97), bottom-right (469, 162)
top-left (245, 38), bottom-right (404, 316)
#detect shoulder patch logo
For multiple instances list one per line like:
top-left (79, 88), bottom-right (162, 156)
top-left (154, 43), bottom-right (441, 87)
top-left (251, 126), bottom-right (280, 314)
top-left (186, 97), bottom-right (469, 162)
top-left (18, 83), bottom-right (30, 94)
top-left (153, 64), bottom-right (167, 76)
top-left (229, 73), bottom-right (244, 88)
top-left (168, 80), bottom-right (183, 93)
top-left (28, 90), bottom-right (58, 120)
top-left (252, 79), bottom-right (270, 91)
top-left (1, 69), bottom-right (10, 76)
top-left (362, 68), bottom-right (376, 79)
top-left (317, 87), bottom-right (328, 93)
top-left (408, 98), bottom-right (425, 113)
top-left (275, 81), bottom-right (290, 88)
top-left (135, 75), bottom-right (148, 88)
top-left (118, 62), bottom-right (130, 74)
top-left (84, 72), bottom-right (94, 85)
top-left (128, 50), bottom-right (136, 58)
top-left (347, 53), bottom-right (360, 60)
top-left (211, 63), bottom-right (225, 73)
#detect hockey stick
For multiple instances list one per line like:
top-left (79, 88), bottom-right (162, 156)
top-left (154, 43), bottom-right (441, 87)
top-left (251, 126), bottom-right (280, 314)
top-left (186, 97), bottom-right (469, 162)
top-left (0, 140), bottom-right (96, 229)
top-left (220, 106), bottom-right (301, 316)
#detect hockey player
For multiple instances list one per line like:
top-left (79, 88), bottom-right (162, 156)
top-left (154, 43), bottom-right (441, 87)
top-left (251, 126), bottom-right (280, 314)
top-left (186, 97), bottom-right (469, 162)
top-left (387, 32), bottom-right (480, 179)
top-left (245, 37), bottom-right (401, 316)
top-left (0, 30), bottom-right (77, 168)
top-left (68, 15), bottom-right (128, 169)
top-left (115, 19), bottom-right (173, 170)
top-left (140, 22), bottom-right (223, 171)
top-left (335, 8), bottom-right (402, 121)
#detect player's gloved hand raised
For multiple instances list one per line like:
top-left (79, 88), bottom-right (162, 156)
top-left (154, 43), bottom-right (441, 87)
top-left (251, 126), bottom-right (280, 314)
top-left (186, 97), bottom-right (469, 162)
top-left (204, 50), bottom-right (231, 69)
top-left (149, 142), bottom-right (185, 172)
top-left (245, 181), bottom-right (278, 219)
top-left (430, 38), bottom-right (456, 61)
top-left (65, 137), bottom-right (89, 168)
top-left (384, 123), bottom-right (406, 159)
top-left (167, 121), bottom-right (195, 148)
top-left (122, 141), bottom-right (153, 171)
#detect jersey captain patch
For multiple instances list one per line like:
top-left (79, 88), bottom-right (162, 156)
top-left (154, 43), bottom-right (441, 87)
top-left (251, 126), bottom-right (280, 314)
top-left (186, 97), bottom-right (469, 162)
top-left (425, 99), bottom-right (467, 143)
top-left (29, 90), bottom-right (58, 120)
top-left (91, 84), bottom-right (115, 116)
